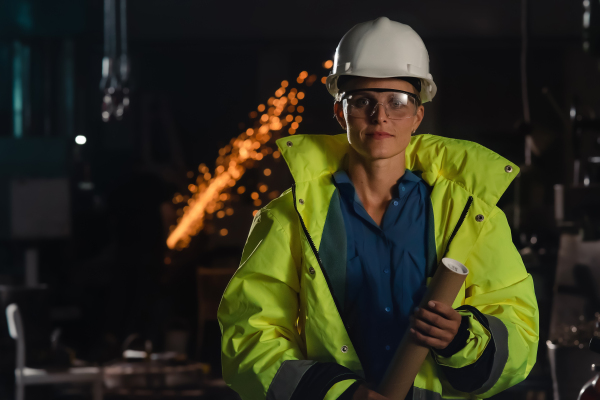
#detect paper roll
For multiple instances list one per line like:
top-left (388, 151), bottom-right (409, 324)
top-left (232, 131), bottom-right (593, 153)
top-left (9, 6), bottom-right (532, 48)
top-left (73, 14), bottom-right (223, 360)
top-left (378, 258), bottom-right (469, 399)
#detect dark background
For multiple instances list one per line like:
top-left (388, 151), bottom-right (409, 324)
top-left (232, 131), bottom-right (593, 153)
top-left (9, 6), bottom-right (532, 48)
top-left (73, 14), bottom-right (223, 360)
top-left (0, 0), bottom-right (598, 399)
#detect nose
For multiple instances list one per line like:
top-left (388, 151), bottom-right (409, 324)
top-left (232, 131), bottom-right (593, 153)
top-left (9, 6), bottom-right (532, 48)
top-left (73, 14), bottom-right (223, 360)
top-left (370, 103), bottom-right (388, 124)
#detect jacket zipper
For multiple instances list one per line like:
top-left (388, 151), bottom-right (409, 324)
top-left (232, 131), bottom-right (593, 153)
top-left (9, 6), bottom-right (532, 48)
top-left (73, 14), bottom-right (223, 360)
top-left (292, 184), bottom-right (325, 269)
top-left (441, 196), bottom-right (474, 260)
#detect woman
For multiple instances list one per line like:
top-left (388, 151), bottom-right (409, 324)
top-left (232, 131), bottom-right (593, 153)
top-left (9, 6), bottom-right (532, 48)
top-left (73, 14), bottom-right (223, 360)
top-left (218, 17), bottom-right (539, 400)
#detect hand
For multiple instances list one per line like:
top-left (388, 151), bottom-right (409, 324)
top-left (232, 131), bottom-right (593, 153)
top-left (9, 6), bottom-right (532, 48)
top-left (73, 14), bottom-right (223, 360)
top-left (351, 384), bottom-right (389, 400)
top-left (409, 300), bottom-right (461, 350)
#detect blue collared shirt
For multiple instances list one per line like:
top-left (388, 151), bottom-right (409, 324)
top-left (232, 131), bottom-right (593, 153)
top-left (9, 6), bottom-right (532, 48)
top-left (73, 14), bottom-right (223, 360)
top-left (332, 169), bottom-right (435, 387)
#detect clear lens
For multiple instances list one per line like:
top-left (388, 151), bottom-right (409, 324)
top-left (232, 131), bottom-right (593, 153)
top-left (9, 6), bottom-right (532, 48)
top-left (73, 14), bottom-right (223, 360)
top-left (343, 92), bottom-right (417, 120)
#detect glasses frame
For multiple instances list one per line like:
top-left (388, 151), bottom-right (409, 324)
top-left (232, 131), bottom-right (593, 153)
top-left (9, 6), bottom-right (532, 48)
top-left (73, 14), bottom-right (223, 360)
top-left (340, 88), bottom-right (421, 120)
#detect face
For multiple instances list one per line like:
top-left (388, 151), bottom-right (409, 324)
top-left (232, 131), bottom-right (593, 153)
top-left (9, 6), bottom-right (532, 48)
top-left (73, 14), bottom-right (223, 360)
top-left (334, 77), bottom-right (424, 162)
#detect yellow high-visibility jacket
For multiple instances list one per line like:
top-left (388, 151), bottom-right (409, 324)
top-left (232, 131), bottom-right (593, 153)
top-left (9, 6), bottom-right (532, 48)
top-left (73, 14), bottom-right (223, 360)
top-left (218, 133), bottom-right (539, 399)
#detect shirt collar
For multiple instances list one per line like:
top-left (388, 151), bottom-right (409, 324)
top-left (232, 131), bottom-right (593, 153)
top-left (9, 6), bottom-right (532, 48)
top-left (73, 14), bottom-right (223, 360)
top-left (401, 169), bottom-right (422, 183)
top-left (332, 170), bottom-right (360, 204)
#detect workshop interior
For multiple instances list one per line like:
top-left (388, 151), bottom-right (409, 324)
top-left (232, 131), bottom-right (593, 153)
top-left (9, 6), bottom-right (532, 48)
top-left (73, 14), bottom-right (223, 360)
top-left (0, 0), bottom-right (599, 399)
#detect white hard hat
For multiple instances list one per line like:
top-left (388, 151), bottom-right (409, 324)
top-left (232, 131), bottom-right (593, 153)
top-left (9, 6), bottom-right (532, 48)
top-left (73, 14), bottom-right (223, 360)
top-left (326, 17), bottom-right (437, 103)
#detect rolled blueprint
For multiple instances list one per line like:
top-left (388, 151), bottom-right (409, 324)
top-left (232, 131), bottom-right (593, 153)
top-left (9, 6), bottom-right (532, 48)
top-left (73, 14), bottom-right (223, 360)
top-left (378, 258), bottom-right (469, 399)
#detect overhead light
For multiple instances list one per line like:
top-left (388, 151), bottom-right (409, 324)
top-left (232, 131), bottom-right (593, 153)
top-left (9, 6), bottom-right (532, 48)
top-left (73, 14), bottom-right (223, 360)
top-left (75, 135), bottom-right (87, 145)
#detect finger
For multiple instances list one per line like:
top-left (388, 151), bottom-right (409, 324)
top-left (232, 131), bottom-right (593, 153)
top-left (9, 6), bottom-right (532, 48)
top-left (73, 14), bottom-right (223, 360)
top-left (414, 306), bottom-right (453, 330)
top-left (426, 301), bottom-right (461, 322)
top-left (411, 317), bottom-right (454, 343)
top-left (410, 328), bottom-right (447, 349)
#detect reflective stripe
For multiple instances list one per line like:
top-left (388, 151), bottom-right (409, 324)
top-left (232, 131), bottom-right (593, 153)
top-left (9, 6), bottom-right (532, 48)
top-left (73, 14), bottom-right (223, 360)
top-left (472, 315), bottom-right (509, 395)
top-left (266, 360), bottom-right (317, 400)
top-left (413, 387), bottom-right (443, 400)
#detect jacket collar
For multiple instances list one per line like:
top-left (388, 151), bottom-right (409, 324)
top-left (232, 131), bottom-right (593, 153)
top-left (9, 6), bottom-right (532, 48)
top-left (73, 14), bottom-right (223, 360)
top-left (276, 133), bottom-right (519, 207)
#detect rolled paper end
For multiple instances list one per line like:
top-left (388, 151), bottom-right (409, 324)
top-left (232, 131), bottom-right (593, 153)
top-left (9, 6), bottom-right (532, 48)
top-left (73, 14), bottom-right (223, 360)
top-left (441, 257), bottom-right (469, 276)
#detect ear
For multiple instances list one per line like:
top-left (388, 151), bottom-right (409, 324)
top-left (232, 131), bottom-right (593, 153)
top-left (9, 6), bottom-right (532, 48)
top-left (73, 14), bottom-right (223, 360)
top-left (412, 104), bottom-right (425, 133)
top-left (334, 101), bottom-right (347, 130)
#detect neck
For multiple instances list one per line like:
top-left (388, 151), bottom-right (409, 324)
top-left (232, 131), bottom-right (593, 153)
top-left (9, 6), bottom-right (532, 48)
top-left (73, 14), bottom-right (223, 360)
top-left (346, 147), bottom-right (406, 207)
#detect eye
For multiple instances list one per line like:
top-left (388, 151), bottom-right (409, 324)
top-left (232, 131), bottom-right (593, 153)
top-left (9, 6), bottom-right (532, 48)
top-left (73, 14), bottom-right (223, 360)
top-left (389, 94), bottom-right (407, 108)
top-left (353, 97), bottom-right (370, 107)
top-left (390, 100), bottom-right (404, 109)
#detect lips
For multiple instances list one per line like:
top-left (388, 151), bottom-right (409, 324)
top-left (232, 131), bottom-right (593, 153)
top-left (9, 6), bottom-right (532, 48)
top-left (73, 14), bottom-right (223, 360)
top-left (366, 131), bottom-right (393, 139)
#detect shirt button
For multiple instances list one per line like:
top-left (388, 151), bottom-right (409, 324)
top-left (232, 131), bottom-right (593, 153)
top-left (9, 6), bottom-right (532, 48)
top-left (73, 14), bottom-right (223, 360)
top-left (385, 345), bottom-right (391, 351)
top-left (393, 200), bottom-right (399, 206)
top-left (401, 186), bottom-right (406, 192)
top-left (341, 345), bottom-right (348, 353)
top-left (385, 307), bottom-right (391, 312)
top-left (384, 268), bottom-right (390, 274)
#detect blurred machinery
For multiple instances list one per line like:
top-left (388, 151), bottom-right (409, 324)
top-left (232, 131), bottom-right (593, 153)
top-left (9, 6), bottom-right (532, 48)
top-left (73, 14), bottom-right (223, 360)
top-left (99, 0), bottom-right (130, 122)
top-left (577, 338), bottom-right (600, 400)
top-left (548, 104), bottom-right (600, 399)
top-left (546, 2), bottom-right (600, 399)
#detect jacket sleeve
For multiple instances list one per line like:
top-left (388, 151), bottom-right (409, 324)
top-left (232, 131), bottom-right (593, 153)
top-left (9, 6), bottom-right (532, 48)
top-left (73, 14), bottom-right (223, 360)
top-left (218, 209), bottom-right (362, 400)
top-left (432, 208), bottom-right (539, 397)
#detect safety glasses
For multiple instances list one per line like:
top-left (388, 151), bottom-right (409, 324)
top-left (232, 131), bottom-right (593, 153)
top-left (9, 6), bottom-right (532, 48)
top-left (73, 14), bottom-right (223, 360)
top-left (341, 88), bottom-right (420, 120)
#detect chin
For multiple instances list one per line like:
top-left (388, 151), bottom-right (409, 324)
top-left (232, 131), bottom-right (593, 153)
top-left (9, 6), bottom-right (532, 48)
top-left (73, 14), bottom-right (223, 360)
top-left (348, 132), bottom-right (409, 160)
